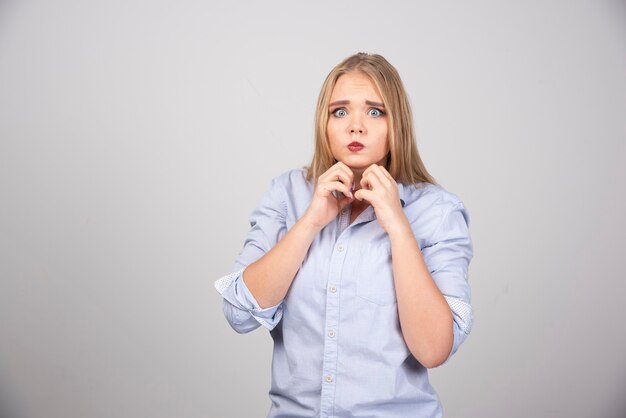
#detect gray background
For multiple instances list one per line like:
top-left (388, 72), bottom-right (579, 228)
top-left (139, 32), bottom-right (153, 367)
top-left (1, 0), bottom-right (625, 417)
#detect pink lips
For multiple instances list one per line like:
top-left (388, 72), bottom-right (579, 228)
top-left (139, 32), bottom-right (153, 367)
top-left (348, 141), bottom-right (364, 152)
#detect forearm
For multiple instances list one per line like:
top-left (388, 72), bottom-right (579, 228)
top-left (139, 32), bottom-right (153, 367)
top-left (388, 220), bottom-right (454, 368)
top-left (243, 214), bottom-right (321, 308)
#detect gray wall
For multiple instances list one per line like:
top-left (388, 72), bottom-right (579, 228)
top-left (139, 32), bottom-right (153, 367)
top-left (1, 1), bottom-right (625, 417)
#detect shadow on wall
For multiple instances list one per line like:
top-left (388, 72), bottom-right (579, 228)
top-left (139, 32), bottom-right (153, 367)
top-left (0, 379), bottom-right (27, 418)
top-left (0, 0), bottom-right (18, 31)
top-left (0, 0), bottom-right (16, 13)
top-left (610, 377), bottom-right (626, 418)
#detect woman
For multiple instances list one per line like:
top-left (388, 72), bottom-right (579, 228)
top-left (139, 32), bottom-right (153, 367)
top-left (215, 53), bottom-right (473, 418)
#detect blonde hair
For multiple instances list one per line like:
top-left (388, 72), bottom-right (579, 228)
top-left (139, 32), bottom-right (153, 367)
top-left (305, 52), bottom-right (437, 186)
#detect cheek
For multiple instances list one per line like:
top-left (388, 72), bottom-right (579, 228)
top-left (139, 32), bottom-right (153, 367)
top-left (376, 123), bottom-right (389, 149)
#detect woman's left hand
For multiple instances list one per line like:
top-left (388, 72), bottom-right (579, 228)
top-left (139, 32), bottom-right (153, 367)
top-left (353, 164), bottom-right (408, 236)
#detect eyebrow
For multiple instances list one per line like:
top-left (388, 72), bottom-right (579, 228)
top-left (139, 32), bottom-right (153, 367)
top-left (328, 100), bottom-right (385, 107)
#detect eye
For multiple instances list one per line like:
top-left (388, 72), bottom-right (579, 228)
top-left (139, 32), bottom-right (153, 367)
top-left (368, 108), bottom-right (385, 117)
top-left (331, 108), bottom-right (347, 117)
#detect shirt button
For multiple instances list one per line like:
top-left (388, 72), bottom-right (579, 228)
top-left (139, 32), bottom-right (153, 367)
top-left (328, 330), bottom-right (336, 338)
top-left (337, 244), bottom-right (345, 252)
top-left (325, 374), bottom-right (333, 382)
top-left (329, 285), bottom-right (337, 293)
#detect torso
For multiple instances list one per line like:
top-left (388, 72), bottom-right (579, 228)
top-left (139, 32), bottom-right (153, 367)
top-left (258, 168), bottom-right (465, 418)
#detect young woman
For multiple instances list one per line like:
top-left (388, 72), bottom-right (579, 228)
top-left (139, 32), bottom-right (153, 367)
top-left (215, 53), bottom-right (473, 418)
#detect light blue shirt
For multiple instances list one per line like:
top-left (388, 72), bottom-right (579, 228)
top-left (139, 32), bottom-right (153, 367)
top-left (215, 168), bottom-right (473, 418)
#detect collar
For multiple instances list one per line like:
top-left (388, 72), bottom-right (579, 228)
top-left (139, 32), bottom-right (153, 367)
top-left (397, 182), bottom-right (406, 208)
top-left (353, 182), bottom-right (407, 226)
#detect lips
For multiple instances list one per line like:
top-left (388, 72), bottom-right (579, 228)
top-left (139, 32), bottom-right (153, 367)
top-left (348, 141), bottom-right (364, 152)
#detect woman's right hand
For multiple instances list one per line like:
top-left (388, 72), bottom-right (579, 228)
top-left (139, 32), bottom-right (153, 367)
top-left (303, 162), bottom-right (354, 230)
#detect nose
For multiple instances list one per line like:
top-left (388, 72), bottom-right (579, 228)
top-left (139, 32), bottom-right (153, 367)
top-left (349, 115), bottom-right (366, 135)
top-left (350, 126), bottom-right (364, 134)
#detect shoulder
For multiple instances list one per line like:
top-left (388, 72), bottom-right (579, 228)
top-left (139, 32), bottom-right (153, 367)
top-left (271, 167), bottom-right (310, 187)
top-left (402, 182), bottom-right (465, 210)
top-left (262, 168), bottom-right (313, 211)
top-left (401, 182), bottom-right (470, 234)
top-left (268, 167), bottom-right (313, 196)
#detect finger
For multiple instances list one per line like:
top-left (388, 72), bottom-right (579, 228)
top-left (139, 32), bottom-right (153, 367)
top-left (322, 164), bottom-right (353, 188)
top-left (335, 167), bottom-right (354, 188)
top-left (376, 164), bottom-right (395, 182)
top-left (334, 163), bottom-right (355, 187)
top-left (368, 166), bottom-right (393, 189)
top-left (360, 170), bottom-right (385, 191)
top-left (359, 174), bottom-right (372, 191)
top-left (354, 188), bottom-right (376, 203)
top-left (321, 181), bottom-right (353, 199)
top-left (360, 163), bottom-right (376, 181)
top-left (334, 161), bottom-right (355, 179)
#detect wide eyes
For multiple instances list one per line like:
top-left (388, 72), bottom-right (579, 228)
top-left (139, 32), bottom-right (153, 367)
top-left (330, 107), bottom-right (385, 118)
top-left (367, 108), bottom-right (383, 117)
top-left (332, 108), bottom-right (348, 117)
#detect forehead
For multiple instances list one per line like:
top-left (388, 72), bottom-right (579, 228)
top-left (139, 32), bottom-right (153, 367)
top-left (330, 72), bottom-right (383, 101)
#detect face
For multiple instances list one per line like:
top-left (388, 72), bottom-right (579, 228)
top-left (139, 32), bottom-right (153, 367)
top-left (326, 71), bottom-right (389, 171)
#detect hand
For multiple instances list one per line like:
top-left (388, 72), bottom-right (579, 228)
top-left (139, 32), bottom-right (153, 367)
top-left (303, 162), bottom-right (354, 230)
top-left (353, 164), bottom-right (407, 235)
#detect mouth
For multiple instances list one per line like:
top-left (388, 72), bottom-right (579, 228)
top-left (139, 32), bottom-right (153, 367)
top-left (347, 141), bottom-right (364, 152)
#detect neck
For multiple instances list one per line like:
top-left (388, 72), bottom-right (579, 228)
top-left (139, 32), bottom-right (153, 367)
top-left (349, 168), bottom-right (369, 210)
top-left (351, 168), bottom-right (365, 192)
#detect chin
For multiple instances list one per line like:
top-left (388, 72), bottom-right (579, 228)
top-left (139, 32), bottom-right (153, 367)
top-left (340, 161), bottom-right (369, 170)
top-left (344, 159), bottom-right (380, 169)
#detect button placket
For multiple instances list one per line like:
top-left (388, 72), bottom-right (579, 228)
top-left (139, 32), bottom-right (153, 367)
top-left (320, 224), bottom-right (350, 417)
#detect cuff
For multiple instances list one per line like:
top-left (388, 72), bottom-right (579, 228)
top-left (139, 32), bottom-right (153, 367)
top-left (443, 295), bottom-right (474, 361)
top-left (215, 268), bottom-right (284, 330)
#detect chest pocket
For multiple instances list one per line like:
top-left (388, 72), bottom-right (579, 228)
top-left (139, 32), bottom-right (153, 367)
top-left (355, 242), bottom-right (397, 306)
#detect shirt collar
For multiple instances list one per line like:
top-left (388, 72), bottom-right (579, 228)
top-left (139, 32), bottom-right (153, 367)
top-left (397, 182), bottom-right (406, 208)
top-left (355, 182), bottom-right (406, 226)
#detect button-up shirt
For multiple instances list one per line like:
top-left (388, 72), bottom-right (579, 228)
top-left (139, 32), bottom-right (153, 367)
top-left (215, 168), bottom-right (473, 418)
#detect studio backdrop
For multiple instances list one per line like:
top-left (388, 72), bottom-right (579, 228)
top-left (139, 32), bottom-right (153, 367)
top-left (1, 1), bottom-right (625, 417)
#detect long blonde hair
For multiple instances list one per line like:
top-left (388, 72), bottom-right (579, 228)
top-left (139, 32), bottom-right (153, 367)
top-left (305, 53), bottom-right (437, 186)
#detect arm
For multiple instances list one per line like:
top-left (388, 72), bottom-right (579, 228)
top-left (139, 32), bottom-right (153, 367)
top-left (216, 163), bottom-right (356, 330)
top-left (243, 162), bottom-right (354, 308)
top-left (355, 165), bottom-right (473, 368)
top-left (388, 220), bottom-right (453, 368)
top-left (242, 215), bottom-right (320, 308)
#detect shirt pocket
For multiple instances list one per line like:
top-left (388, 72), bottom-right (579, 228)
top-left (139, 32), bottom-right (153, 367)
top-left (355, 242), bottom-right (397, 306)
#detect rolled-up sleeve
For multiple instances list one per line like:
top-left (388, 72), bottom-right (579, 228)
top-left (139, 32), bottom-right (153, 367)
top-left (214, 177), bottom-right (288, 333)
top-left (420, 202), bottom-right (474, 360)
